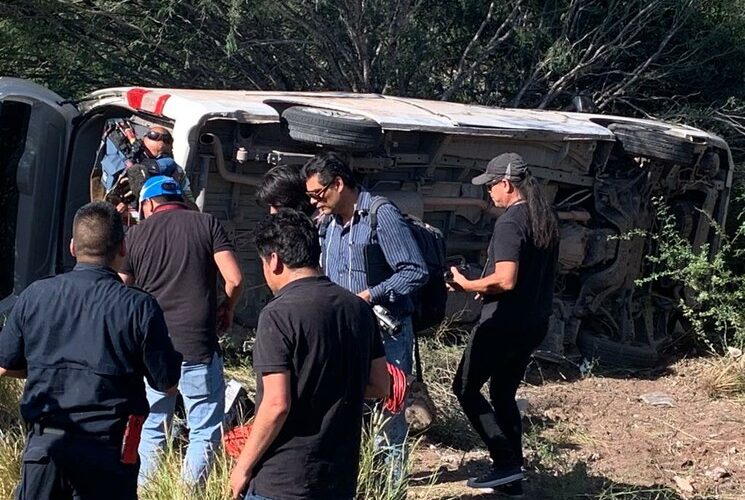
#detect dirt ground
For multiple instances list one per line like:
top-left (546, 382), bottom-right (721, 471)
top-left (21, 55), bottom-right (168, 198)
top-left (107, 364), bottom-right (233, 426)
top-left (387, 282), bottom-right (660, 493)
top-left (408, 358), bottom-right (745, 500)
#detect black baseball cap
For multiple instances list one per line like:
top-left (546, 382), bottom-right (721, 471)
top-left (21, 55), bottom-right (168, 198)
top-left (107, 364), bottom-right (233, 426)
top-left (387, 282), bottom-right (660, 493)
top-left (471, 153), bottom-right (528, 185)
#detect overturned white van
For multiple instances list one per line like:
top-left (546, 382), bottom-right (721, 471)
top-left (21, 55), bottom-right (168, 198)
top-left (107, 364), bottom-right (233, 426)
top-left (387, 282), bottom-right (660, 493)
top-left (0, 77), bottom-right (733, 367)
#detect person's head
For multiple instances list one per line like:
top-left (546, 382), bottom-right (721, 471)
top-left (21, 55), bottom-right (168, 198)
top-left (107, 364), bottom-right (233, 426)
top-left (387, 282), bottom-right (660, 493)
top-left (253, 209), bottom-right (320, 293)
top-left (302, 152), bottom-right (358, 216)
top-left (70, 201), bottom-right (125, 267)
top-left (139, 175), bottom-right (184, 219)
top-left (256, 165), bottom-right (314, 216)
top-left (143, 125), bottom-right (174, 158)
top-left (472, 153), bottom-right (559, 249)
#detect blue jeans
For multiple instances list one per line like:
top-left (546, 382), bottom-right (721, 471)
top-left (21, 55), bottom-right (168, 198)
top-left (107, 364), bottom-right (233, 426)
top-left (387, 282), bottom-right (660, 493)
top-left (138, 352), bottom-right (225, 486)
top-left (378, 315), bottom-right (413, 475)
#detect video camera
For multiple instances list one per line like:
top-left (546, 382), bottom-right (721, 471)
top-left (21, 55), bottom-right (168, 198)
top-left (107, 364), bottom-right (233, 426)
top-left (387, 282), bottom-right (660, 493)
top-left (372, 305), bottom-right (402, 335)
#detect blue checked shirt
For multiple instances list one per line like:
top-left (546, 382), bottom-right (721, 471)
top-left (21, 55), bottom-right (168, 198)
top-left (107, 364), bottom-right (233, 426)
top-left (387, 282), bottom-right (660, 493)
top-left (320, 190), bottom-right (428, 317)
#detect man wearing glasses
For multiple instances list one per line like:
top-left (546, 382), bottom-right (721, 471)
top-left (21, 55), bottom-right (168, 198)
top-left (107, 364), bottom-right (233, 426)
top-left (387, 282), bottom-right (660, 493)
top-left (302, 152), bottom-right (428, 478)
top-left (114, 126), bottom-right (195, 215)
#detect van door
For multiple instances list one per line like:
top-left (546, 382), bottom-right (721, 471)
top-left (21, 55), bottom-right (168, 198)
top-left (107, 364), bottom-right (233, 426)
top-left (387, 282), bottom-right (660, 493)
top-left (0, 77), bottom-right (78, 311)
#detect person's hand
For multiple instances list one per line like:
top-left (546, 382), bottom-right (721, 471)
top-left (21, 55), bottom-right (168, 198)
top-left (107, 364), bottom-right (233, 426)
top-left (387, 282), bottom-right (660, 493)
top-left (217, 302), bottom-right (235, 332)
top-left (357, 289), bottom-right (372, 303)
top-left (446, 266), bottom-right (467, 292)
top-left (115, 203), bottom-right (129, 215)
top-left (229, 464), bottom-right (251, 500)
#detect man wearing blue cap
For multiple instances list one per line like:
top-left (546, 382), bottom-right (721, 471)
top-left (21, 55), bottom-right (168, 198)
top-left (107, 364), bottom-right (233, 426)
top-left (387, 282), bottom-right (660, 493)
top-left (119, 176), bottom-right (244, 487)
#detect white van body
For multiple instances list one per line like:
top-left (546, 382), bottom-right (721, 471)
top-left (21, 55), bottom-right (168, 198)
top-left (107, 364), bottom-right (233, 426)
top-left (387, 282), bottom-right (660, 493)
top-left (0, 77), bottom-right (733, 366)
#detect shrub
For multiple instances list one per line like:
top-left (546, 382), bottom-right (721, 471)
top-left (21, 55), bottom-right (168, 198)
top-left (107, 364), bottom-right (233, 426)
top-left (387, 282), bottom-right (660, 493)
top-left (637, 197), bottom-right (745, 352)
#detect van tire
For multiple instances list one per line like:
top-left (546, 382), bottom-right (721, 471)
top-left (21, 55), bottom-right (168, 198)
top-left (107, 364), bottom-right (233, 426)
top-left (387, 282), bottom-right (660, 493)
top-left (608, 123), bottom-right (696, 165)
top-left (282, 106), bottom-right (382, 152)
top-left (577, 331), bottom-right (659, 368)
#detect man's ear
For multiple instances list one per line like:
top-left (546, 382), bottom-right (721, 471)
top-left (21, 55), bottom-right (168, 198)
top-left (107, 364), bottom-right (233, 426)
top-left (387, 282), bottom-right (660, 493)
top-left (334, 176), bottom-right (344, 194)
top-left (69, 238), bottom-right (76, 258)
top-left (269, 252), bottom-right (283, 274)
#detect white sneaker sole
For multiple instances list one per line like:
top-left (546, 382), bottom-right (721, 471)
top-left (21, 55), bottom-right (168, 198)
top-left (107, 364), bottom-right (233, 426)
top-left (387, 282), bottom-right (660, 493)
top-left (466, 472), bottom-right (524, 489)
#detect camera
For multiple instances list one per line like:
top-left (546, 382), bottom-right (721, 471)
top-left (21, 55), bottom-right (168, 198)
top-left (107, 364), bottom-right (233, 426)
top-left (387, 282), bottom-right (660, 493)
top-left (444, 256), bottom-right (470, 283)
top-left (372, 305), bottom-right (402, 334)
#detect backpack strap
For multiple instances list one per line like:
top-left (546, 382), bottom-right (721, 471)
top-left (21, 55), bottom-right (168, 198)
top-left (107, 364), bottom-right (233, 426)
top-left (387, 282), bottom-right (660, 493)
top-left (366, 196), bottom-right (392, 244)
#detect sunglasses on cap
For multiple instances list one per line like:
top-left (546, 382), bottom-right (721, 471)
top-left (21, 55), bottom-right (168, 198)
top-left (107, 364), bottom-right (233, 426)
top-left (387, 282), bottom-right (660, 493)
top-left (145, 130), bottom-right (173, 144)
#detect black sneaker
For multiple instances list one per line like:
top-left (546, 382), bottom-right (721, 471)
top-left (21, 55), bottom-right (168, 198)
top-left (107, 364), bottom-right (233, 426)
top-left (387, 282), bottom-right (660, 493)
top-left (466, 464), bottom-right (524, 489)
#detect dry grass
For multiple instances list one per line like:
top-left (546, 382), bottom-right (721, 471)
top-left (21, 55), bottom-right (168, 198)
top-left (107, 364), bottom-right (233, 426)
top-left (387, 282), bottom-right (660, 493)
top-left (0, 367), bottom-right (418, 500)
top-left (0, 379), bottom-right (24, 498)
top-left (416, 336), bottom-right (481, 450)
top-left (700, 351), bottom-right (745, 399)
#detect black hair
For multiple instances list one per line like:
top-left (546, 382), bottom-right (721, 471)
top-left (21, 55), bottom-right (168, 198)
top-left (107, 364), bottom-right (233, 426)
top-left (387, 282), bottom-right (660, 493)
top-left (511, 172), bottom-right (560, 249)
top-left (256, 165), bottom-right (314, 215)
top-left (73, 201), bottom-right (125, 262)
top-left (254, 209), bottom-right (321, 269)
top-left (301, 151), bottom-right (357, 188)
top-left (149, 194), bottom-right (184, 204)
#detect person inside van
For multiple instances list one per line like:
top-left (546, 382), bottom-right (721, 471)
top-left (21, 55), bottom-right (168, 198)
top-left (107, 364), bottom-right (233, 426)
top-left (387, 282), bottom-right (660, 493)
top-left (114, 126), bottom-right (195, 216)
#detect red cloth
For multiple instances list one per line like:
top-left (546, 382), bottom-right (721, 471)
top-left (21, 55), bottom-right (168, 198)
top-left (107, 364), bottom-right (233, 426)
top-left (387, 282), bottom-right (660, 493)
top-left (384, 363), bottom-right (407, 414)
top-left (224, 422), bottom-right (253, 459)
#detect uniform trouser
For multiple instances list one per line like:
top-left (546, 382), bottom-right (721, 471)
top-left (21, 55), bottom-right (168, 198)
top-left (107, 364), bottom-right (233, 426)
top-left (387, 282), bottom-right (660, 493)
top-left (16, 429), bottom-right (138, 500)
top-left (452, 317), bottom-right (548, 468)
top-left (138, 352), bottom-right (225, 486)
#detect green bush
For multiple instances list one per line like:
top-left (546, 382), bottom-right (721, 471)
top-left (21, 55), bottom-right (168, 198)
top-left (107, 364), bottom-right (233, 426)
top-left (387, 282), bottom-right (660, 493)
top-left (638, 196), bottom-right (745, 351)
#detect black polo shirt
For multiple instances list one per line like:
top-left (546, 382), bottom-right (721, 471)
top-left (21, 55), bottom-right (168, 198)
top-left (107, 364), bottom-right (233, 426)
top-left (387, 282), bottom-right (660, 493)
top-left (0, 264), bottom-right (182, 437)
top-left (121, 204), bottom-right (234, 363)
top-left (481, 202), bottom-right (558, 326)
top-left (251, 276), bottom-right (385, 500)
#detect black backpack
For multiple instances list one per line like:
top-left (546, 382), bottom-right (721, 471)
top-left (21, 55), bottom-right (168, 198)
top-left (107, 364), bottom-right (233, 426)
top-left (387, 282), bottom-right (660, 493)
top-left (367, 197), bottom-right (448, 333)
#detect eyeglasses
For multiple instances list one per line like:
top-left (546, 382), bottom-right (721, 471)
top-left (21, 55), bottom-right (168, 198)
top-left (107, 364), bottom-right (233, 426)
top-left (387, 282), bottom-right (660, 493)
top-left (145, 131), bottom-right (173, 144)
top-left (306, 180), bottom-right (334, 201)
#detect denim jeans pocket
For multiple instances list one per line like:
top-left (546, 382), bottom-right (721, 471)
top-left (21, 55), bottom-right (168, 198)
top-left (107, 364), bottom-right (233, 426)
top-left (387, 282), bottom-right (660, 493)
top-left (180, 363), bottom-right (212, 398)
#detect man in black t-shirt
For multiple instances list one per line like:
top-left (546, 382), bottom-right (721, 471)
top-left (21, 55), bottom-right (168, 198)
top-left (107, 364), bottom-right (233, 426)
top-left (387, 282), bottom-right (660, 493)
top-left (119, 176), bottom-right (244, 486)
top-left (229, 209), bottom-right (390, 500)
top-left (448, 153), bottom-right (559, 495)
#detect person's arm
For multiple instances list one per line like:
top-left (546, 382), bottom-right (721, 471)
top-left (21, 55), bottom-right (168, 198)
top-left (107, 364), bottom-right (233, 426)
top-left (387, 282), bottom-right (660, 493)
top-left (365, 315), bottom-right (390, 399)
top-left (365, 357), bottom-right (390, 399)
top-left (448, 261), bottom-right (518, 295)
top-left (214, 250), bottom-right (244, 331)
top-left (362, 204), bottom-right (428, 304)
top-left (0, 297), bottom-right (28, 378)
top-left (230, 371), bottom-right (290, 499)
top-left (118, 231), bottom-right (136, 286)
top-left (140, 299), bottom-right (182, 394)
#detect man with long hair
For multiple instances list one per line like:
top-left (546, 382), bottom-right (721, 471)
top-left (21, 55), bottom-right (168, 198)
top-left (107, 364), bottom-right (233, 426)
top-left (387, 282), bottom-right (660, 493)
top-left (448, 153), bottom-right (559, 496)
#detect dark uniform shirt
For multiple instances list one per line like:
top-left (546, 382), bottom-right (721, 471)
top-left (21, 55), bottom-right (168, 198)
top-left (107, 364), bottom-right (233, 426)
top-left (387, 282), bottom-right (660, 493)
top-left (0, 263), bottom-right (182, 438)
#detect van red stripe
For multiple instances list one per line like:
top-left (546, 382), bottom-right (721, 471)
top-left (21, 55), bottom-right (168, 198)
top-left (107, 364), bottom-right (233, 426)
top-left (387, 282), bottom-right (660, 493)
top-left (153, 94), bottom-right (170, 115)
top-left (126, 88), bottom-right (150, 109)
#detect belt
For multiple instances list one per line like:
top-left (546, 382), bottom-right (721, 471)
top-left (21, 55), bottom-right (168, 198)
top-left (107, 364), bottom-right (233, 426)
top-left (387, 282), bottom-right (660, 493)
top-left (31, 423), bottom-right (121, 446)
